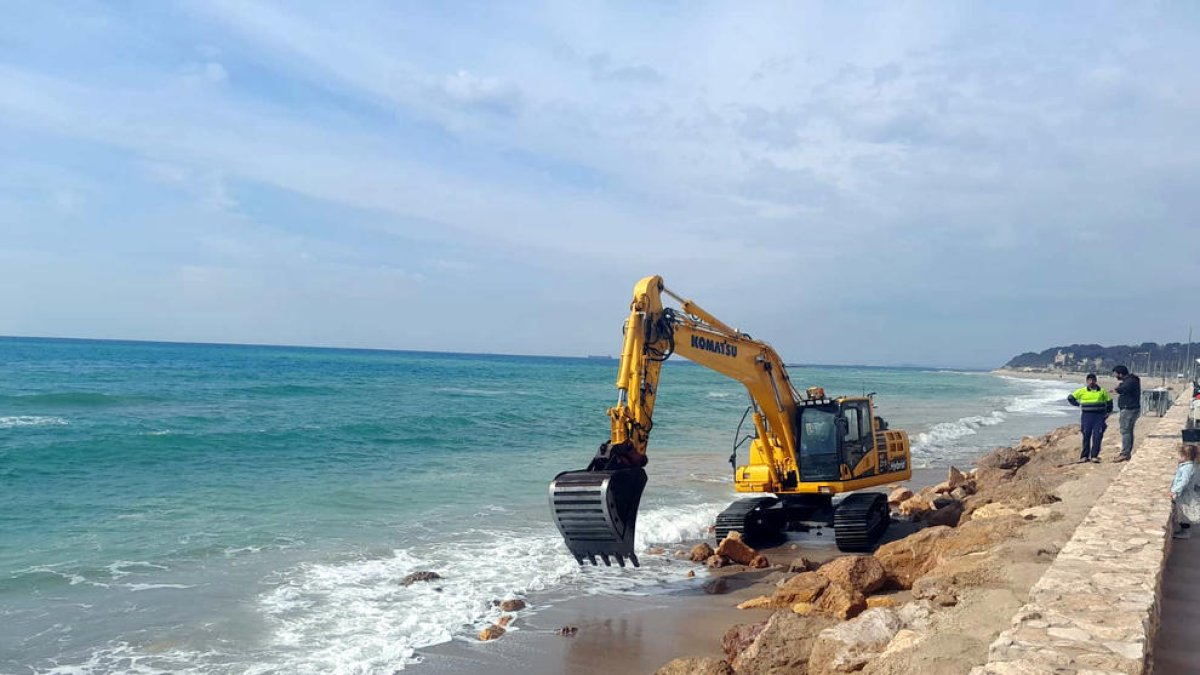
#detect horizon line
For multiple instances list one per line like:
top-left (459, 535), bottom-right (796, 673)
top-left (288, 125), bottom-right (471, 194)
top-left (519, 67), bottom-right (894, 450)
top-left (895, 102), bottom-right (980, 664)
top-left (0, 333), bottom-right (994, 371)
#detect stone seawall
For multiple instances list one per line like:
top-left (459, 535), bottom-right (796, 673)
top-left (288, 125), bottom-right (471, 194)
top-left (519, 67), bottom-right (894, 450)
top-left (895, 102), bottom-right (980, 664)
top-left (971, 388), bottom-right (1193, 674)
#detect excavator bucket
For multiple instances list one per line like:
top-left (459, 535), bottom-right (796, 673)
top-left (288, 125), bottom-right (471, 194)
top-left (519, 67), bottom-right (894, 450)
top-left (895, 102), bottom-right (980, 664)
top-left (549, 467), bottom-right (647, 567)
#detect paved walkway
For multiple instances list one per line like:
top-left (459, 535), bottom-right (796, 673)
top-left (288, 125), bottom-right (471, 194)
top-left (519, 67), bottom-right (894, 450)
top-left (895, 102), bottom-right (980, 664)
top-left (1153, 397), bottom-right (1200, 674)
top-left (1152, 530), bottom-right (1200, 674)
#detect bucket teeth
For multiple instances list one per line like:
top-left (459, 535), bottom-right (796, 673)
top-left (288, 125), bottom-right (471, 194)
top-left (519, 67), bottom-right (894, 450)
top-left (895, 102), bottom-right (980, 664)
top-left (549, 467), bottom-right (648, 567)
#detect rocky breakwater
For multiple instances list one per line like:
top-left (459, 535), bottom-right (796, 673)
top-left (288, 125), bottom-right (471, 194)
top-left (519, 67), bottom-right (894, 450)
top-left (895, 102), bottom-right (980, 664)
top-left (658, 422), bottom-right (1128, 675)
top-left (973, 387), bottom-right (1191, 674)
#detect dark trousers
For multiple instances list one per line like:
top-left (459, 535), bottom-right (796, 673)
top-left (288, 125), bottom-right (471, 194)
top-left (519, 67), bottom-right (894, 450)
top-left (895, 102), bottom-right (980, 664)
top-left (1080, 413), bottom-right (1107, 459)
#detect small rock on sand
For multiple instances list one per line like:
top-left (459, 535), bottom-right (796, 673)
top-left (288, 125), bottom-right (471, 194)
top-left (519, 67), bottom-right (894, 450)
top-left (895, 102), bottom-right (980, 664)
top-left (557, 625), bottom-right (579, 637)
top-left (788, 557), bottom-right (816, 573)
top-left (749, 554), bottom-right (770, 569)
top-left (498, 598), bottom-right (526, 612)
top-left (478, 625), bottom-right (506, 641)
top-left (690, 542), bottom-right (715, 562)
top-left (715, 531), bottom-right (759, 566)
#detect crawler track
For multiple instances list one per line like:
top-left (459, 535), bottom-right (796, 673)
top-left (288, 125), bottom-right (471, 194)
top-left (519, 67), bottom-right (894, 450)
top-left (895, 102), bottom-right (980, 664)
top-left (714, 496), bottom-right (780, 544)
top-left (832, 492), bottom-right (889, 552)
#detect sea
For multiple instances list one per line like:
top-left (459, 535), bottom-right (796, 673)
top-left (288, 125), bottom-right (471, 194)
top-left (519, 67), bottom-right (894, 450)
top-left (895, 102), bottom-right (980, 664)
top-left (0, 337), bottom-right (1076, 674)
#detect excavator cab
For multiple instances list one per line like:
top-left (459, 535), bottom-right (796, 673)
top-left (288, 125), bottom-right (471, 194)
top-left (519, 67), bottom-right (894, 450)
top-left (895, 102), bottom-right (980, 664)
top-left (796, 398), bottom-right (874, 481)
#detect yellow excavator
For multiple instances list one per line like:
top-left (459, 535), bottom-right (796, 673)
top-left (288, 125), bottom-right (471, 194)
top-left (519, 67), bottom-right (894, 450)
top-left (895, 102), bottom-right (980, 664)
top-left (549, 276), bottom-right (912, 567)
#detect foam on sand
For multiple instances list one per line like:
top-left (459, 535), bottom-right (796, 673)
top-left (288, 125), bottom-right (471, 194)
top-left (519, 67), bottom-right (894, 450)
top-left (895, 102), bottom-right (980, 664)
top-left (251, 500), bottom-right (728, 672)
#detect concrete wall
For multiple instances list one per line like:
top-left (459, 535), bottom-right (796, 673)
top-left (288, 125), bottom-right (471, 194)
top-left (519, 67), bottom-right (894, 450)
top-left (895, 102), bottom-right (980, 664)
top-left (971, 388), bottom-right (1192, 675)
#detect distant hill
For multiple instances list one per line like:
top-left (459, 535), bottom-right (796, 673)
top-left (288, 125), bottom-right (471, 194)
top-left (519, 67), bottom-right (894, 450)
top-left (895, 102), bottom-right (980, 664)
top-left (1005, 342), bottom-right (1199, 376)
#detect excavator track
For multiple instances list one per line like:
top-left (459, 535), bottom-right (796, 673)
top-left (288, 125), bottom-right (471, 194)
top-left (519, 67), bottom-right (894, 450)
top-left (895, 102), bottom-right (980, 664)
top-left (713, 496), bottom-right (779, 544)
top-left (549, 467), bottom-right (647, 567)
top-left (833, 492), bottom-right (889, 552)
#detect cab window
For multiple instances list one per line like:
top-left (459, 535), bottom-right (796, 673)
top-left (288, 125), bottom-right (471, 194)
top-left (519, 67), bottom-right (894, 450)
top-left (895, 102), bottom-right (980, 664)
top-left (797, 405), bottom-right (840, 480)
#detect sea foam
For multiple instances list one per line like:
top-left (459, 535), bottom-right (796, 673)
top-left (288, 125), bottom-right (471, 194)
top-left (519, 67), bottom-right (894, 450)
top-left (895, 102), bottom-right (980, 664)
top-left (0, 415), bottom-right (69, 428)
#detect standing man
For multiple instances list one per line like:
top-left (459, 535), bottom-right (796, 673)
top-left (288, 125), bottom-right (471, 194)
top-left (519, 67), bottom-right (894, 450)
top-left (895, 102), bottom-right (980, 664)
top-left (1111, 365), bottom-right (1142, 462)
top-left (1067, 373), bottom-right (1113, 463)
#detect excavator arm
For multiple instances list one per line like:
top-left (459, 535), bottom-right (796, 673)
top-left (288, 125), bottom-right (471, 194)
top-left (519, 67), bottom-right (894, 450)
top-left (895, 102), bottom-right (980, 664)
top-left (549, 275), bottom-right (803, 566)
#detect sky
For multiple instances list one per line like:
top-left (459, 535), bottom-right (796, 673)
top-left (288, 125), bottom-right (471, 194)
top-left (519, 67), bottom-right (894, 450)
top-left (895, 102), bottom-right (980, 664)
top-left (1, 1), bottom-right (1198, 368)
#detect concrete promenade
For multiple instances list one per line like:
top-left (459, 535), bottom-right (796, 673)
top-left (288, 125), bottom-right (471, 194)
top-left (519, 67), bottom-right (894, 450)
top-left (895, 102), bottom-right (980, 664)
top-left (971, 387), bottom-right (1192, 674)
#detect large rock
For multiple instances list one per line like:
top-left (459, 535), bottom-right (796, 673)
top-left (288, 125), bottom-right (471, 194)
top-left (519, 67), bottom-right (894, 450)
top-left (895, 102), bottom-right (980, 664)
top-left (716, 531), bottom-right (759, 565)
top-left (888, 487), bottom-right (914, 505)
top-left (808, 608), bottom-right (903, 675)
top-left (655, 657), bottom-right (734, 675)
top-left (977, 447), bottom-right (1031, 471)
top-left (984, 477), bottom-right (1060, 509)
top-left (690, 542), bottom-right (715, 562)
top-left (722, 620), bottom-right (768, 661)
top-left (706, 555), bottom-right (731, 568)
top-left (896, 599), bottom-right (935, 631)
top-left (773, 571), bottom-right (829, 604)
top-left (816, 555), bottom-right (887, 595)
top-left (875, 518), bottom-right (1020, 589)
top-left (816, 582), bottom-right (867, 620)
top-left (931, 466), bottom-right (970, 495)
top-left (874, 526), bottom-right (954, 589)
top-left (402, 571), bottom-right (441, 586)
top-left (947, 466), bottom-right (968, 489)
top-left (971, 502), bottom-right (1020, 520)
top-left (910, 547), bottom-right (999, 607)
top-left (732, 610), bottom-right (836, 674)
top-left (737, 595), bottom-right (779, 610)
top-left (925, 500), bottom-right (964, 527)
top-left (897, 494), bottom-right (935, 518)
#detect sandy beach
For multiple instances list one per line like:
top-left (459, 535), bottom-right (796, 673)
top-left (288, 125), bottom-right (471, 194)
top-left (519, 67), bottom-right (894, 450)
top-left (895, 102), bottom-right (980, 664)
top-left (419, 384), bottom-right (1185, 675)
top-left (412, 415), bottom-right (1142, 672)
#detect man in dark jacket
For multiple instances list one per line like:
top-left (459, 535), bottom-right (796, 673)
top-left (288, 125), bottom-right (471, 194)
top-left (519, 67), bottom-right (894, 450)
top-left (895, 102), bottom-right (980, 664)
top-left (1110, 365), bottom-right (1141, 462)
top-left (1068, 373), bottom-right (1113, 463)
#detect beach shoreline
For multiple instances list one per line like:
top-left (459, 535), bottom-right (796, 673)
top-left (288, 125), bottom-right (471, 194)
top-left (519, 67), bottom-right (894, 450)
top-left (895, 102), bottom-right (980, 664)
top-left (417, 382), bottom-right (1183, 675)
top-left (415, 456), bottom-right (995, 673)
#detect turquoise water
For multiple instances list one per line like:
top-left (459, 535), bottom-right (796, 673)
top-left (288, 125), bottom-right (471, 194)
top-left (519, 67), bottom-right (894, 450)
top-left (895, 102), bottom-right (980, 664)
top-left (0, 337), bottom-right (1074, 673)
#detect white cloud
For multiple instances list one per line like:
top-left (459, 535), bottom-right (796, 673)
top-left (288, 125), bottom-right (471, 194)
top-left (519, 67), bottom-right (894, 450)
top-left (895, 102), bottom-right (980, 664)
top-left (1, 2), bottom-right (1198, 363)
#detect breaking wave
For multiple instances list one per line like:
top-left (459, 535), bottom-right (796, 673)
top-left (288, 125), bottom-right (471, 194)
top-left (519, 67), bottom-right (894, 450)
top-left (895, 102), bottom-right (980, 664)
top-left (0, 415), bottom-right (69, 429)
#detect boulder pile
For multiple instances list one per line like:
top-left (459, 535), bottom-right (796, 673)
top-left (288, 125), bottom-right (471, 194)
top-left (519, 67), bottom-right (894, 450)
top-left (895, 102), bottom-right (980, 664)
top-left (657, 424), bottom-right (1088, 674)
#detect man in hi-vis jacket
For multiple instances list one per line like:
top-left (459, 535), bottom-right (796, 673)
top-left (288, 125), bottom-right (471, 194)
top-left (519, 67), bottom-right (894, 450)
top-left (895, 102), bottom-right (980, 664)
top-left (1068, 373), bottom-right (1113, 463)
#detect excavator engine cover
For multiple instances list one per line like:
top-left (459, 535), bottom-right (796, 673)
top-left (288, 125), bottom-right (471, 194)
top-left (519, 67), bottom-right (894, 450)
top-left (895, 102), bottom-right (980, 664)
top-left (549, 467), bottom-right (647, 567)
